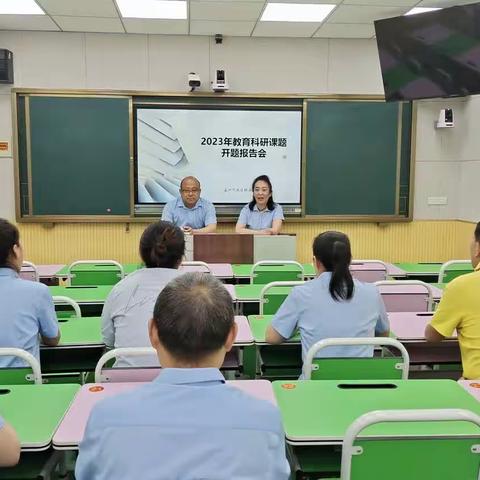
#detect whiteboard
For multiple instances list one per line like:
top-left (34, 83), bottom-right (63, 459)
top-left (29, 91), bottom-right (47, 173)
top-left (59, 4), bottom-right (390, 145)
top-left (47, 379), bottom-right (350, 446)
top-left (136, 108), bottom-right (302, 205)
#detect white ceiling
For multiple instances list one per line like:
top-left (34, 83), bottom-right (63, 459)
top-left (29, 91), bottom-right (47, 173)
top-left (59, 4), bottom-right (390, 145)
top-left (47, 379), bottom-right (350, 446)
top-left (0, 0), bottom-right (475, 38)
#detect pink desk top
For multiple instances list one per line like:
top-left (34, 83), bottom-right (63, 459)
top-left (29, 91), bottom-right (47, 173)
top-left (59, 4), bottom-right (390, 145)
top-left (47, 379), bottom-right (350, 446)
top-left (388, 311), bottom-right (456, 340)
top-left (36, 264), bottom-right (65, 277)
top-left (180, 263), bottom-right (233, 279)
top-left (378, 284), bottom-right (443, 299)
top-left (234, 316), bottom-right (254, 345)
top-left (53, 379), bottom-right (275, 449)
top-left (224, 283), bottom-right (237, 301)
top-left (458, 380), bottom-right (480, 401)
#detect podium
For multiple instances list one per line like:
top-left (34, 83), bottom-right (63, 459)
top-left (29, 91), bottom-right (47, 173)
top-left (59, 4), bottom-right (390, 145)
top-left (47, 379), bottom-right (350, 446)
top-left (192, 234), bottom-right (296, 263)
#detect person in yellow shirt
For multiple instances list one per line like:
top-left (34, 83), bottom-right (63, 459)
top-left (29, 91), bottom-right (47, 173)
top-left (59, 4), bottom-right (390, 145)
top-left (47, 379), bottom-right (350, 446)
top-left (425, 222), bottom-right (480, 379)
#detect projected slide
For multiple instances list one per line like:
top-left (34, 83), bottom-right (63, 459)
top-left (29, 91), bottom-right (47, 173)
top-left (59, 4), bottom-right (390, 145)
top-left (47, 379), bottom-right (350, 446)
top-left (136, 108), bottom-right (302, 204)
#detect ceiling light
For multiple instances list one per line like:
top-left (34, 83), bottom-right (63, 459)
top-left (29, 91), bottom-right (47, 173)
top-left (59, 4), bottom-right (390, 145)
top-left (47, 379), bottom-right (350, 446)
top-left (116, 0), bottom-right (187, 19)
top-left (261, 2), bottom-right (336, 22)
top-left (405, 7), bottom-right (441, 16)
top-left (0, 0), bottom-right (44, 15)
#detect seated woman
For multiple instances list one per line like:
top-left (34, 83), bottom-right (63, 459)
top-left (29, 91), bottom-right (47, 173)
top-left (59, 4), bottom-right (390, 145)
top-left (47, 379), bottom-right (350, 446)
top-left (101, 221), bottom-right (184, 367)
top-left (0, 219), bottom-right (60, 368)
top-left (266, 231), bottom-right (390, 370)
top-left (235, 175), bottom-right (284, 235)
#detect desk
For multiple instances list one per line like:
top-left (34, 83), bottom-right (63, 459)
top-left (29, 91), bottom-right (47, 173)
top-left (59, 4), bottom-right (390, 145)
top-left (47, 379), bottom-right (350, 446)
top-left (57, 263), bottom-right (234, 282)
top-left (458, 380), bottom-right (480, 401)
top-left (233, 263), bottom-right (316, 281)
top-left (40, 317), bottom-right (104, 374)
top-left (0, 384), bottom-right (79, 451)
top-left (235, 284), bottom-right (292, 315)
top-left (388, 311), bottom-right (460, 367)
top-left (249, 315), bottom-right (300, 345)
top-left (56, 263), bottom-right (140, 285)
top-left (273, 379), bottom-right (480, 446)
top-left (53, 379), bottom-right (275, 449)
top-left (378, 283), bottom-right (443, 312)
top-left (394, 263), bottom-right (472, 283)
top-left (248, 315), bottom-right (301, 379)
top-left (49, 285), bottom-right (113, 316)
top-left (179, 263), bottom-right (233, 280)
top-left (233, 262), bottom-right (405, 282)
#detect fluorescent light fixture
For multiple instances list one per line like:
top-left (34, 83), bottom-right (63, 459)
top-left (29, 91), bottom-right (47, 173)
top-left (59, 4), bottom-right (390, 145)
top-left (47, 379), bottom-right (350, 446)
top-left (261, 2), bottom-right (336, 22)
top-left (405, 7), bottom-right (441, 16)
top-left (116, 0), bottom-right (187, 19)
top-left (0, 0), bottom-right (44, 15)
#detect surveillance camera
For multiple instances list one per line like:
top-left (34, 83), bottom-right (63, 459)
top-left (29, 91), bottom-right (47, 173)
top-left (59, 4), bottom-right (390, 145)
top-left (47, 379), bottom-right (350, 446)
top-left (188, 72), bottom-right (201, 92)
top-left (435, 108), bottom-right (454, 128)
top-left (212, 69), bottom-right (229, 92)
top-left (215, 34), bottom-right (223, 44)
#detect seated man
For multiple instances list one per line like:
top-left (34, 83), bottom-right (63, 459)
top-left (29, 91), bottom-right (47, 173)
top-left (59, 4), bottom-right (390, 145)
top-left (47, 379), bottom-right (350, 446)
top-left (425, 221), bottom-right (480, 379)
top-left (76, 272), bottom-right (290, 480)
top-left (162, 176), bottom-right (216, 234)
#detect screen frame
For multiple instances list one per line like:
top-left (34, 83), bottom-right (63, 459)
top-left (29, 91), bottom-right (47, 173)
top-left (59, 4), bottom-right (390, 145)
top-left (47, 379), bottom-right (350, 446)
top-left (133, 101), bottom-right (304, 217)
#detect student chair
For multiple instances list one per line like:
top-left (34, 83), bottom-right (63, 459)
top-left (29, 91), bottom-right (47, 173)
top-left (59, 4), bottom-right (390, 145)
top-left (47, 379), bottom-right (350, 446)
top-left (20, 261), bottom-right (39, 282)
top-left (302, 338), bottom-right (410, 381)
top-left (350, 260), bottom-right (388, 283)
top-left (250, 261), bottom-right (305, 285)
top-left (65, 260), bottom-right (125, 286)
top-left (259, 281), bottom-right (305, 315)
top-left (438, 260), bottom-right (473, 283)
top-left (52, 295), bottom-right (82, 319)
top-left (0, 348), bottom-right (42, 385)
top-left (180, 261), bottom-right (212, 274)
top-left (338, 409), bottom-right (480, 480)
top-left (95, 348), bottom-right (160, 383)
top-left (375, 280), bottom-right (434, 312)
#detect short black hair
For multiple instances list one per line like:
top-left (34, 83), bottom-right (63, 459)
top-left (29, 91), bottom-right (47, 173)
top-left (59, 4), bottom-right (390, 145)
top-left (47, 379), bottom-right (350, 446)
top-left (0, 219), bottom-right (19, 268)
top-left (152, 272), bottom-right (234, 362)
top-left (248, 175), bottom-right (275, 211)
top-left (313, 231), bottom-right (354, 301)
top-left (139, 221), bottom-right (185, 269)
top-left (475, 222), bottom-right (480, 243)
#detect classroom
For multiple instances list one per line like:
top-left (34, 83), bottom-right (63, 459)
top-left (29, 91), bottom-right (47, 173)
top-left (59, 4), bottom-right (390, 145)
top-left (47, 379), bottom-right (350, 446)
top-left (0, 0), bottom-right (480, 479)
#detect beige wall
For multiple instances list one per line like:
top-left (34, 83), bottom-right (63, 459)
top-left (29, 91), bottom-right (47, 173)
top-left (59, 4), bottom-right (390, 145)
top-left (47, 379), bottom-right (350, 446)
top-left (0, 30), bottom-right (478, 225)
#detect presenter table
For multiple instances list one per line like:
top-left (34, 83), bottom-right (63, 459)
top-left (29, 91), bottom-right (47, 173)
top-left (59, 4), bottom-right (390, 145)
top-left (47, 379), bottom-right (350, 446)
top-left (53, 379), bottom-right (276, 449)
top-left (273, 379), bottom-right (480, 446)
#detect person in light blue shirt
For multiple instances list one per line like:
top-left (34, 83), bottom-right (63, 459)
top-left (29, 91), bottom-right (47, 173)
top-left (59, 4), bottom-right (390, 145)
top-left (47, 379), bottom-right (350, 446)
top-left (102, 221), bottom-right (184, 367)
top-left (161, 176), bottom-right (216, 234)
top-left (236, 175), bottom-right (284, 235)
top-left (0, 414), bottom-right (20, 467)
top-left (266, 231), bottom-right (390, 366)
top-left (76, 273), bottom-right (290, 480)
top-left (0, 219), bottom-right (60, 368)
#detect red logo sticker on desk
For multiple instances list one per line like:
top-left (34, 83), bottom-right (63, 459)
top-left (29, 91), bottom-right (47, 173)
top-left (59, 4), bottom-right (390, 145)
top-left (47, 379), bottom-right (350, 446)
top-left (89, 386), bottom-right (104, 393)
top-left (281, 383), bottom-right (296, 390)
top-left (469, 383), bottom-right (480, 389)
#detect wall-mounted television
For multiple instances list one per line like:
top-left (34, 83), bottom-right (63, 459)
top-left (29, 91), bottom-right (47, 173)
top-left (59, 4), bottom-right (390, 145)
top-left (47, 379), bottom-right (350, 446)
top-left (375, 3), bottom-right (480, 101)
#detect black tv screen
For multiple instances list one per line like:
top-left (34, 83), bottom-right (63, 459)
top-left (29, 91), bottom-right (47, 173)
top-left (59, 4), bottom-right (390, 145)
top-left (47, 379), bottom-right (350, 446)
top-left (375, 3), bottom-right (480, 101)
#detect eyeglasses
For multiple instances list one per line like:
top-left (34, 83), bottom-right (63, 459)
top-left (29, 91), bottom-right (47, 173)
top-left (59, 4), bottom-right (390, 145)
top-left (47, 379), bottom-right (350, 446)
top-left (181, 189), bottom-right (200, 194)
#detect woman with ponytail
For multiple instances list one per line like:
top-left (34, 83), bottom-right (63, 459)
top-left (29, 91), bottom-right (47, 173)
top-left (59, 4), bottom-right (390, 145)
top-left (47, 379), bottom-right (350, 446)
top-left (101, 221), bottom-right (185, 366)
top-left (266, 231), bottom-right (390, 370)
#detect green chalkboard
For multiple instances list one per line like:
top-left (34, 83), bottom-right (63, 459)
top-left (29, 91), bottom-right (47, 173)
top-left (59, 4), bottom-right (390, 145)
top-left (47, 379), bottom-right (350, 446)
top-left (305, 100), bottom-right (411, 216)
top-left (27, 96), bottom-right (131, 216)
